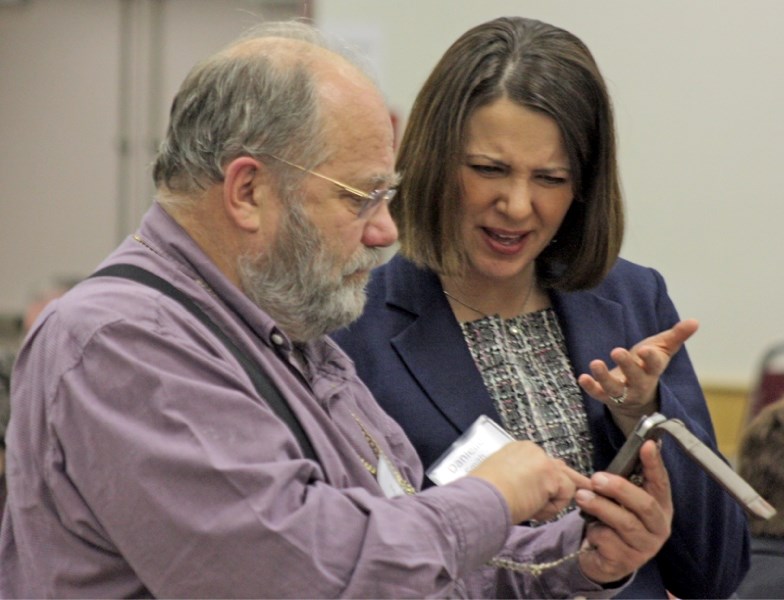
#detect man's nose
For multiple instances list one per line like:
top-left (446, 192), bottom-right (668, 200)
top-left (361, 200), bottom-right (398, 248)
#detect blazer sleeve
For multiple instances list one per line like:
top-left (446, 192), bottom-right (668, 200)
top-left (648, 271), bottom-right (749, 599)
top-left (576, 263), bottom-right (750, 599)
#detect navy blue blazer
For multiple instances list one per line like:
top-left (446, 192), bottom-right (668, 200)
top-left (333, 254), bottom-right (749, 599)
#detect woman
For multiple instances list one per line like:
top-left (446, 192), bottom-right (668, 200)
top-left (333, 16), bottom-right (749, 599)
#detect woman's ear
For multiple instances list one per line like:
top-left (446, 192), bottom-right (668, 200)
top-left (222, 156), bottom-right (271, 232)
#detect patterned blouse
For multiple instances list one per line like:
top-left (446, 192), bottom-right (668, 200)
top-left (460, 308), bottom-right (594, 479)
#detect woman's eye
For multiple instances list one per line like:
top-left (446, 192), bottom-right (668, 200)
top-left (470, 164), bottom-right (506, 176)
top-left (537, 174), bottom-right (569, 186)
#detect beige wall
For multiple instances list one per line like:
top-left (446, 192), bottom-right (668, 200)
top-left (0, 0), bottom-right (121, 313)
top-left (0, 0), bottom-right (304, 319)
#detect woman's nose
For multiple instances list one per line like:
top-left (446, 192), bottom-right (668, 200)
top-left (498, 180), bottom-right (534, 220)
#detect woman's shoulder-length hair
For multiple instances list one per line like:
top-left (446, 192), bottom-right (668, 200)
top-left (393, 16), bottom-right (624, 291)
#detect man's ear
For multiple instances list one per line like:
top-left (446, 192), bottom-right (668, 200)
top-left (222, 156), bottom-right (271, 232)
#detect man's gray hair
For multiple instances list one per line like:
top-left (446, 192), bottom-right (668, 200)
top-left (152, 20), bottom-right (374, 200)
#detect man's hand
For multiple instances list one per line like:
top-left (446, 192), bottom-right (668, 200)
top-left (575, 440), bottom-right (673, 584)
top-left (469, 441), bottom-right (591, 524)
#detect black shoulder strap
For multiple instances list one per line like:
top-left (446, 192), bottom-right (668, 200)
top-left (90, 263), bottom-right (318, 462)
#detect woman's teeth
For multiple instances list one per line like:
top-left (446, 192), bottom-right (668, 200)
top-left (486, 229), bottom-right (523, 245)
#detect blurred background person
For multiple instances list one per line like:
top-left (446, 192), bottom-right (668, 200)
top-left (735, 397), bottom-right (784, 598)
top-left (0, 350), bottom-right (10, 514)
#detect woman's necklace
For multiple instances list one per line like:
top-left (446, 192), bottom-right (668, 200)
top-left (442, 290), bottom-right (491, 318)
top-left (443, 280), bottom-right (535, 335)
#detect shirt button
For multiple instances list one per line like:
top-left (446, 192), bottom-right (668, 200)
top-left (271, 333), bottom-right (285, 346)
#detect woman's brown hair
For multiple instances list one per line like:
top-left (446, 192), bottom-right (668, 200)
top-left (394, 16), bottom-right (623, 290)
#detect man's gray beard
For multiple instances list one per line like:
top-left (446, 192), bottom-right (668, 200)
top-left (238, 199), bottom-right (382, 342)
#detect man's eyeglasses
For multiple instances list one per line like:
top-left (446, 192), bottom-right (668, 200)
top-left (266, 154), bottom-right (398, 219)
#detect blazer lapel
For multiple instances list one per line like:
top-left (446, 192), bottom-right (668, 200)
top-left (385, 260), bottom-right (497, 433)
top-left (551, 288), bottom-right (628, 379)
top-left (551, 287), bottom-right (630, 456)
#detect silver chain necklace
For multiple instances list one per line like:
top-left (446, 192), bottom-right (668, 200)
top-left (443, 282), bottom-right (535, 337)
top-left (443, 280), bottom-right (535, 320)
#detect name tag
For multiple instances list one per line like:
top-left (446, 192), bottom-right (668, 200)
top-left (427, 415), bottom-right (514, 486)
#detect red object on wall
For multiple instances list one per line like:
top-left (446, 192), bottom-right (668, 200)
top-left (748, 343), bottom-right (784, 422)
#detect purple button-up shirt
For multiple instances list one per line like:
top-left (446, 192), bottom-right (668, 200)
top-left (0, 204), bottom-right (623, 598)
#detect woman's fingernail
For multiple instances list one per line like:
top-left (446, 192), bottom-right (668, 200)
top-left (593, 473), bottom-right (609, 488)
top-left (576, 489), bottom-right (596, 503)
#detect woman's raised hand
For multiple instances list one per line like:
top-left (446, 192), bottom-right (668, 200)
top-left (577, 319), bottom-right (699, 433)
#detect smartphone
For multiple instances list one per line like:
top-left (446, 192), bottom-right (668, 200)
top-left (604, 413), bottom-right (669, 480)
top-left (588, 412), bottom-right (776, 520)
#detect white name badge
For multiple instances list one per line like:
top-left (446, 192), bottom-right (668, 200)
top-left (426, 415), bottom-right (514, 486)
